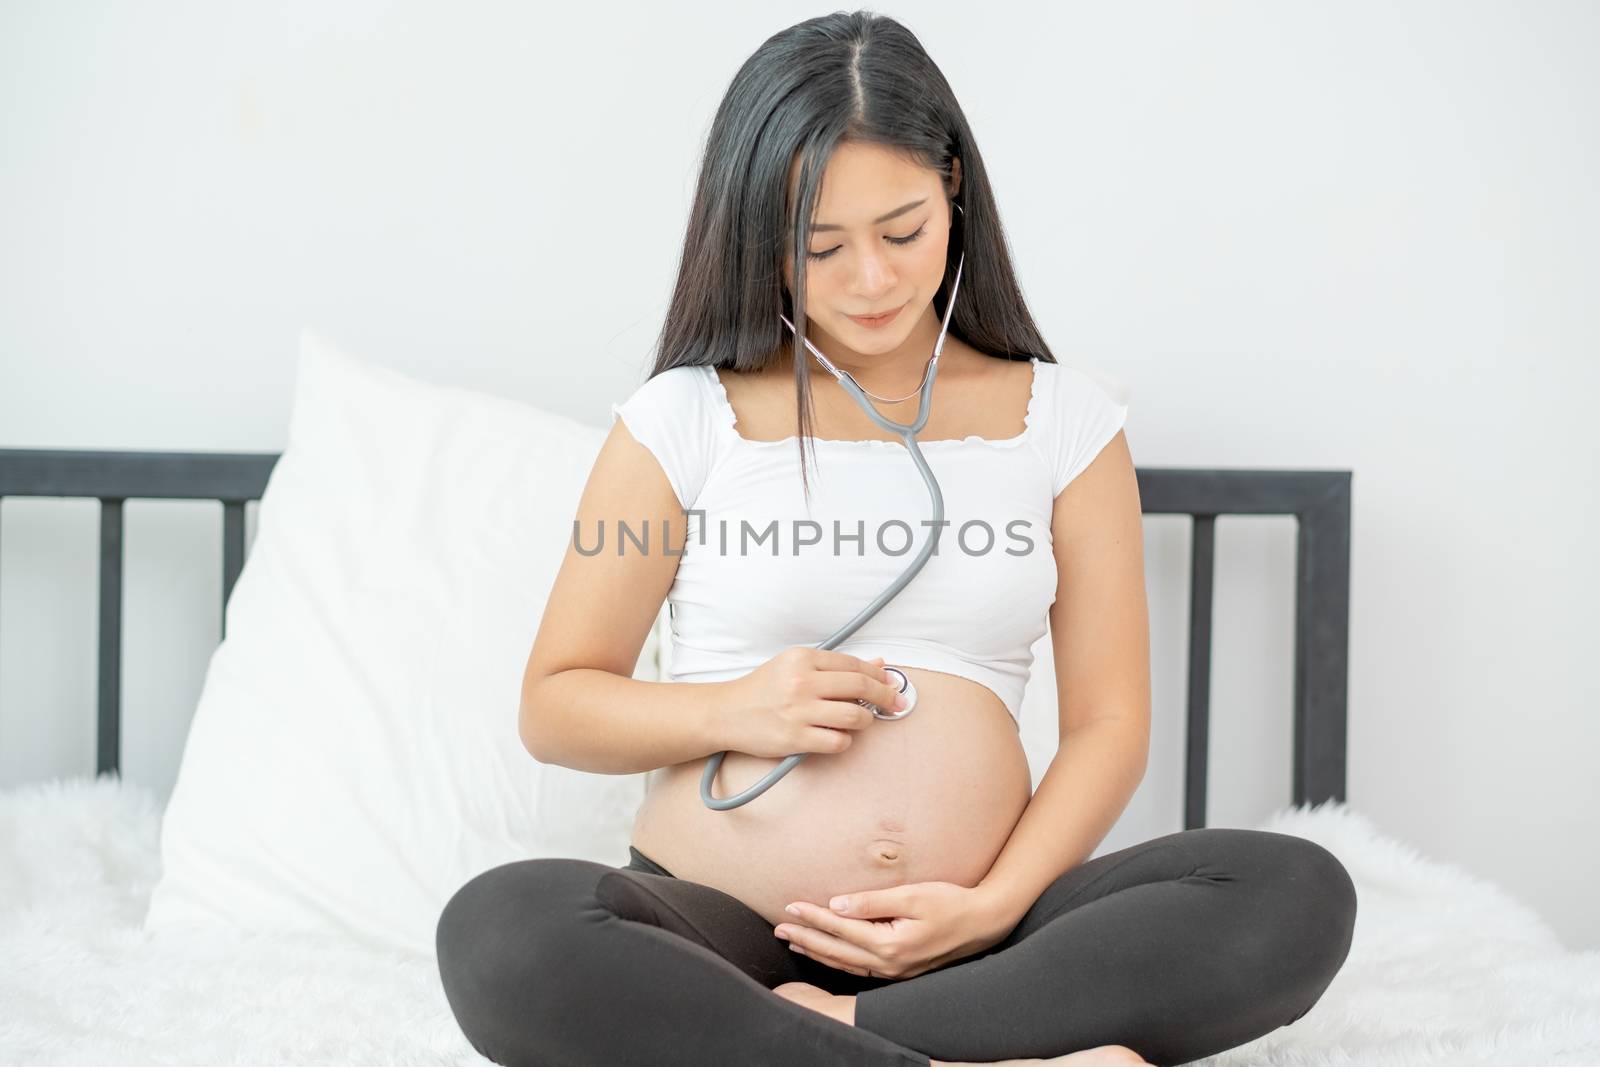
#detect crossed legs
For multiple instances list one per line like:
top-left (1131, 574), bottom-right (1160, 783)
top-left (436, 827), bottom-right (1357, 1066)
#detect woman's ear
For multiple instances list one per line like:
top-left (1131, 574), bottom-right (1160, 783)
top-left (949, 155), bottom-right (962, 201)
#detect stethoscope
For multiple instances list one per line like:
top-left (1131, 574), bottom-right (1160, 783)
top-left (700, 203), bottom-right (966, 810)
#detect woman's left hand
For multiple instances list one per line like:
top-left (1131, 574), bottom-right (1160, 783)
top-left (773, 881), bottom-right (1015, 980)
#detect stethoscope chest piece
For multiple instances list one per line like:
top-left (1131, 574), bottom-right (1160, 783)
top-left (867, 666), bottom-right (917, 720)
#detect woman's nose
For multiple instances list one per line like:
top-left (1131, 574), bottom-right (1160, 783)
top-left (850, 249), bottom-right (896, 296)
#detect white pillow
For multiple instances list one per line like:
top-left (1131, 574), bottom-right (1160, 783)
top-left (144, 329), bottom-right (659, 961)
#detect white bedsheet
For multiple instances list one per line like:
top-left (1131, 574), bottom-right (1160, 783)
top-left (2, 775), bottom-right (1596, 1066)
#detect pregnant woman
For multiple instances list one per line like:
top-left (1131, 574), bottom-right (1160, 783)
top-left (437, 12), bottom-right (1356, 1067)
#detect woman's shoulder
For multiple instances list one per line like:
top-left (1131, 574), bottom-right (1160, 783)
top-left (614, 363), bottom-right (713, 412)
top-left (1027, 356), bottom-right (1131, 495)
top-left (610, 363), bottom-right (726, 511)
top-left (1037, 357), bottom-right (1129, 413)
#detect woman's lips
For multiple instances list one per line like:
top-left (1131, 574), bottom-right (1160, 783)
top-left (847, 302), bottom-right (905, 329)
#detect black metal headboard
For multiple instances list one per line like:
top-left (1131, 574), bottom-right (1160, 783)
top-left (0, 448), bottom-right (1350, 830)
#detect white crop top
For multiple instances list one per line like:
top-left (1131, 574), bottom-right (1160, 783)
top-left (608, 357), bottom-right (1129, 725)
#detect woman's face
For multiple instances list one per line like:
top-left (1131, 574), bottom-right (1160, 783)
top-left (783, 141), bottom-right (962, 363)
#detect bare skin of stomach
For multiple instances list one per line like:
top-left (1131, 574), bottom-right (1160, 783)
top-left (629, 666), bottom-right (1036, 931)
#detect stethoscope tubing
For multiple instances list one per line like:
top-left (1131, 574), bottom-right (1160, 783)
top-left (700, 234), bottom-right (966, 810)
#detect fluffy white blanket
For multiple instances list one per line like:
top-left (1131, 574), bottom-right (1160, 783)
top-left (1, 776), bottom-right (1595, 1065)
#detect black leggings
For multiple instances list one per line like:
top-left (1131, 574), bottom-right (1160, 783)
top-left (436, 826), bottom-right (1356, 1066)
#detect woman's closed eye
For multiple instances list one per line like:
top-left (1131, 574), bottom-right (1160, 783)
top-left (807, 222), bottom-right (928, 262)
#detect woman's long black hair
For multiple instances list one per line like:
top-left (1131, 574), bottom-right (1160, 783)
top-left (648, 10), bottom-right (1058, 501)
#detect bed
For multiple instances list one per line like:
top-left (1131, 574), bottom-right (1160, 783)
top-left (2, 333), bottom-right (1596, 1065)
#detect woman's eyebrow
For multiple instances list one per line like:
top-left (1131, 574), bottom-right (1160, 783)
top-left (809, 197), bottom-right (927, 232)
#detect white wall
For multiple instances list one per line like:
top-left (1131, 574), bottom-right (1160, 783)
top-left (2, 2), bottom-right (1596, 948)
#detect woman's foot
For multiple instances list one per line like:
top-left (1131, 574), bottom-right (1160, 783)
top-left (932, 1047), bottom-right (1151, 1066)
top-left (773, 981), bottom-right (855, 1026)
top-left (773, 981), bottom-right (1149, 1066)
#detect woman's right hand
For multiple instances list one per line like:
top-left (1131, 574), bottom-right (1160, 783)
top-left (713, 647), bottom-right (910, 759)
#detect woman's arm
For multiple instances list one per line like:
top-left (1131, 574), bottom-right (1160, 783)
top-left (975, 429), bottom-right (1152, 928)
top-left (520, 417), bottom-right (730, 775)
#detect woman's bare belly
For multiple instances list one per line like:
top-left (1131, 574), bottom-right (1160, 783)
top-left (629, 665), bottom-right (1035, 930)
